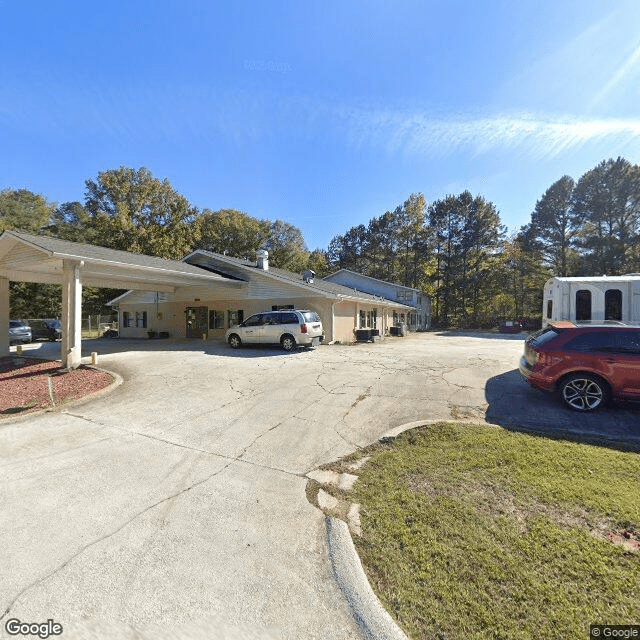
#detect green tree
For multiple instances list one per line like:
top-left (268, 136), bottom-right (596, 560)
top-left (306, 248), bottom-right (331, 278)
top-left (263, 219), bottom-right (308, 271)
top-left (363, 212), bottom-right (398, 282)
top-left (49, 201), bottom-right (97, 243)
top-left (196, 208), bottom-right (270, 258)
top-left (527, 176), bottom-right (580, 277)
top-left (394, 193), bottom-right (431, 289)
top-left (0, 188), bottom-right (55, 234)
top-left (429, 192), bottom-right (504, 326)
top-left (572, 157), bottom-right (640, 275)
top-left (84, 166), bottom-right (199, 259)
top-left (327, 224), bottom-right (368, 273)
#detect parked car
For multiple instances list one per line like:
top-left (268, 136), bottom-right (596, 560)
top-left (225, 310), bottom-right (324, 351)
top-left (9, 320), bottom-right (32, 345)
top-left (29, 318), bottom-right (62, 342)
top-left (519, 321), bottom-right (640, 411)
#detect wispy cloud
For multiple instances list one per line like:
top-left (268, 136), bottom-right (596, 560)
top-left (2, 77), bottom-right (639, 161)
top-left (332, 104), bottom-right (640, 160)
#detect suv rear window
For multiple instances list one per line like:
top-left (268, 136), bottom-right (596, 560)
top-left (302, 312), bottom-right (320, 323)
top-left (529, 327), bottom-right (561, 348)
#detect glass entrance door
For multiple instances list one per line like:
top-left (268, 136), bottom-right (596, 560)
top-left (186, 306), bottom-right (208, 338)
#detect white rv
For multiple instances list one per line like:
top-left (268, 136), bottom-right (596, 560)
top-left (542, 275), bottom-right (640, 327)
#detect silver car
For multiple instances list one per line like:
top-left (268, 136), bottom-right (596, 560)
top-left (225, 310), bottom-right (324, 351)
top-left (9, 320), bottom-right (32, 345)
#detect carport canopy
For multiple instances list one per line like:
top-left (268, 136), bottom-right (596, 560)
top-left (0, 230), bottom-right (242, 368)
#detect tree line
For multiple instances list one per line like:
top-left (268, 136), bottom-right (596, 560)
top-left (0, 167), bottom-right (325, 317)
top-left (1, 158), bottom-right (639, 325)
top-left (328, 157), bottom-right (640, 327)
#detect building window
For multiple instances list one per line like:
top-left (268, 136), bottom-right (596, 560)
top-left (209, 310), bottom-right (225, 329)
top-left (396, 291), bottom-right (413, 302)
top-left (359, 309), bottom-right (366, 328)
top-left (605, 289), bottom-right (622, 321)
top-left (547, 300), bottom-right (553, 319)
top-left (576, 290), bottom-right (592, 321)
top-left (135, 311), bottom-right (147, 328)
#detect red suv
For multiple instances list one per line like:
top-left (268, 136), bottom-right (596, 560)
top-left (519, 321), bottom-right (640, 411)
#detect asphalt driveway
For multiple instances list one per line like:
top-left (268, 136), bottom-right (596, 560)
top-left (2, 333), bottom-right (638, 639)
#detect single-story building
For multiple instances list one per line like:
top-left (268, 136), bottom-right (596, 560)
top-left (112, 249), bottom-right (415, 343)
top-left (323, 269), bottom-right (431, 330)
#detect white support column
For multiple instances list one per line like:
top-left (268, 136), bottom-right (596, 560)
top-left (62, 260), bottom-right (83, 369)
top-left (0, 277), bottom-right (9, 357)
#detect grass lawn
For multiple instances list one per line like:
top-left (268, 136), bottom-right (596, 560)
top-left (346, 422), bottom-right (640, 639)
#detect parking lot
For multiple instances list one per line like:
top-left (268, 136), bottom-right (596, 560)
top-left (2, 332), bottom-right (638, 639)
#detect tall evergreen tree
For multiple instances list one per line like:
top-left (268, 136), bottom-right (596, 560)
top-left (572, 158), bottom-right (640, 275)
top-left (527, 176), bottom-right (579, 276)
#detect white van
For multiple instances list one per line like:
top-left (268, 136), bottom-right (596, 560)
top-left (225, 309), bottom-right (324, 351)
top-left (542, 275), bottom-right (640, 327)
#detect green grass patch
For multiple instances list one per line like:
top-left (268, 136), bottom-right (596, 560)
top-left (349, 422), bottom-right (640, 639)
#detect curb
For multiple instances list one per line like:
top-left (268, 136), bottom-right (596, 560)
top-left (0, 364), bottom-right (123, 425)
top-left (326, 517), bottom-right (409, 640)
top-left (321, 419), bottom-right (488, 640)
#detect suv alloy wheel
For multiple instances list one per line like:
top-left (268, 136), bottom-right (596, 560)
top-left (559, 373), bottom-right (610, 412)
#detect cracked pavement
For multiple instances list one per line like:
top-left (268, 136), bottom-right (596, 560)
top-left (2, 332), bottom-right (638, 639)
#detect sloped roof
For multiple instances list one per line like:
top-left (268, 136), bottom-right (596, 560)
top-left (185, 250), bottom-right (414, 309)
top-left (325, 268), bottom-right (425, 293)
top-left (0, 230), bottom-right (241, 292)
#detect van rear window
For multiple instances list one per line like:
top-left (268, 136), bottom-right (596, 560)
top-left (302, 312), bottom-right (320, 323)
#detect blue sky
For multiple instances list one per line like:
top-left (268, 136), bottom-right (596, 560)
top-left (2, 1), bottom-right (640, 250)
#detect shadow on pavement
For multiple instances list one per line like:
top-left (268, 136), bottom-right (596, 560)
top-left (485, 369), bottom-right (640, 452)
top-left (433, 330), bottom-right (528, 341)
top-left (15, 338), bottom-right (318, 360)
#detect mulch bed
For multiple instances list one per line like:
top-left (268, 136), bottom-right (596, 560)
top-left (0, 356), bottom-right (113, 416)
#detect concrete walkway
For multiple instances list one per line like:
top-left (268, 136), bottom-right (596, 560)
top-left (2, 334), bottom-right (638, 639)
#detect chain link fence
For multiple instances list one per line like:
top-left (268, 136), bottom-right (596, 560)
top-left (81, 315), bottom-right (119, 338)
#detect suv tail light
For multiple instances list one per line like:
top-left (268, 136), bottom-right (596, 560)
top-left (300, 323), bottom-right (308, 333)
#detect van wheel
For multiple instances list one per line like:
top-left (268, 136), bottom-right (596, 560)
top-left (281, 335), bottom-right (296, 351)
top-left (559, 373), bottom-right (610, 411)
top-left (228, 334), bottom-right (242, 349)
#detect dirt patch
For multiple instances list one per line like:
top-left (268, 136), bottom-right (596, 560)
top-left (0, 356), bottom-right (113, 416)
top-left (408, 473), bottom-right (639, 552)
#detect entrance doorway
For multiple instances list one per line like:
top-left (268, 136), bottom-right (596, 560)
top-left (186, 306), bottom-right (208, 338)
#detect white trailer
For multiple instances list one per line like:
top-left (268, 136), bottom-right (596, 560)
top-left (542, 275), bottom-right (640, 327)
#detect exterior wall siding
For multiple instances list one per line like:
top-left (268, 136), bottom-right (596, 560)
top-left (324, 270), bottom-right (431, 330)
